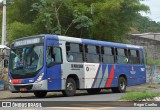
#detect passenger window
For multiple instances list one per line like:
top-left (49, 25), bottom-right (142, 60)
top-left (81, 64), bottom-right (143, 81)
top-left (116, 48), bottom-right (128, 64)
top-left (66, 42), bottom-right (84, 62)
top-left (47, 46), bottom-right (62, 66)
top-left (128, 49), bottom-right (140, 64)
top-left (101, 47), bottom-right (115, 64)
top-left (85, 45), bottom-right (100, 63)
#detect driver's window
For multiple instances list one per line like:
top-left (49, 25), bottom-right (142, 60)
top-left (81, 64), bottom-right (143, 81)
top-left (47, 46), bottom-right (62, 65)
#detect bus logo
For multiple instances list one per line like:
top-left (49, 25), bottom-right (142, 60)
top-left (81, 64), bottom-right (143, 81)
top-left (130, 66), bottom-right (136, 74)
top-left (86, 67), bottom-right (89, 71)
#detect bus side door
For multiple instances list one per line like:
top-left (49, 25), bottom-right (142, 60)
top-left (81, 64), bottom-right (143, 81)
top-left (46, 40), bottom-right (63, 90)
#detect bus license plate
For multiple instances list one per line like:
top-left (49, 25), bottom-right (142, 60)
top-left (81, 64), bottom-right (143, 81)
top-left (20, 88), bottom-right (27, 91)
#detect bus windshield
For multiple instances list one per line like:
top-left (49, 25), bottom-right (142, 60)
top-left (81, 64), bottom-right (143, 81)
top-left (9, 44), bottom-right (43, 78)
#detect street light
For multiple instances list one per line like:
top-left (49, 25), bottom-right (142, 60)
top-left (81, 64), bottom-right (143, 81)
top-left (1, 0), bottom-right (6, 45)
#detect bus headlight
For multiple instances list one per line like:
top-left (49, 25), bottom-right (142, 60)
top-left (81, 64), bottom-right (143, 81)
top-left (9, 79), bottom-right (11, 83)
top-left (36, 73), bottom-right (44, 82)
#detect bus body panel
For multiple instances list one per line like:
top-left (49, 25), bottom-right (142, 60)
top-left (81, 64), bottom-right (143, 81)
top-left (8, 67), bottom-right (48, 92)
top-left (8, 34), bottom-right (146, 93)
top-left (46, 38), bottom-right (62, 90)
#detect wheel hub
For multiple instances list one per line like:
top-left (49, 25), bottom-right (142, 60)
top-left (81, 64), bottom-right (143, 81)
top-left (67, 82), bottom-right (73, 91)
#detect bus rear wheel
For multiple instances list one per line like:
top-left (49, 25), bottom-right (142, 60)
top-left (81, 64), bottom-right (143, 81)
top-left (34, 91), bottom-right (47, 98)
top-left (87, 88), bottom-right (101, 94)
top-left (62, 78), bottom-right (76, 97)
top-left (111, 77), bottom-right (126, 93)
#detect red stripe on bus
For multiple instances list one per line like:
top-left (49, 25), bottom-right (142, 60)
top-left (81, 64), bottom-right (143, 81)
top-left (106, 65), bottom-right (114, 88)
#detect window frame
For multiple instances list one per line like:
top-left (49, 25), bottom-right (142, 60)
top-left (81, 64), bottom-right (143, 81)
top-left (101, 46), bottom-right (115, 64)
top-left (66, 42), bottom-right (84, 62)
top-left (84, 44), bottom-right (101, 63)
top-left (128, 49), bottom-right (141, 64)
top-left (115, 48), bottom-right (129, 64)
top-left (46, 46), bottom-right (63, 67)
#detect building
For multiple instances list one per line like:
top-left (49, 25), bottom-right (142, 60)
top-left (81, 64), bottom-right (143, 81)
top-left (130, 33), bottom-right (160, 62)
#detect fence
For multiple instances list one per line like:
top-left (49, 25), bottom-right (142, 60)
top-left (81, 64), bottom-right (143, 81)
top-left (146, 65), bottom-right (160, 84)
top-left (0, 68), bottom-right (8, 91)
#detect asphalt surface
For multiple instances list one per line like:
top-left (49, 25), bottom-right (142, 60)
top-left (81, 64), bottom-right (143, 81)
top-left (0, 84), bottom-right (160, 109)
top-left (1, 83), bottom-right (160, 101)
top-left (0, 90), bottom-right (124, 101)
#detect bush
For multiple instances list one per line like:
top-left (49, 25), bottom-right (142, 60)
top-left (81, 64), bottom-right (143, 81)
top-left (121, 91), bottom-right (160, 101)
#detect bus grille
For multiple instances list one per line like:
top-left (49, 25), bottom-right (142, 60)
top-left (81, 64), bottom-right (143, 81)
top-left (14, 85), bottom-right (33, 91)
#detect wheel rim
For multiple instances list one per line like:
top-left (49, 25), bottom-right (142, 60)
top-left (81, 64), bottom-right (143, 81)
top-left (120, 81), bottom-right (125, 90)
top-left (67, 82), bottom-right (73, 92)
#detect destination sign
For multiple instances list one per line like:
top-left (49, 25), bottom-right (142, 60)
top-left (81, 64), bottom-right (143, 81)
top-left (14, 37), bottom-right (42, 47)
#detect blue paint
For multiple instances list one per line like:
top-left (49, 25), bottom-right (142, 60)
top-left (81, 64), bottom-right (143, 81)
top-left (98, 64), bottom-right (107, 87)
top-left (91, 64), bottom-right (101, 88)
top-left (45, 35), bottom-right (62, 90)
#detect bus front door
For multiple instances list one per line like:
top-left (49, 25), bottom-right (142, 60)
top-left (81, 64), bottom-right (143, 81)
top-left (46, 40), bottom-right (62, 90)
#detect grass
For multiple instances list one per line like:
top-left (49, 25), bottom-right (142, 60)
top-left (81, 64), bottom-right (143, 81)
top-left (148, 86), bottom-right (157, 89)
top-left (121, 91), bottom-right (160, 101)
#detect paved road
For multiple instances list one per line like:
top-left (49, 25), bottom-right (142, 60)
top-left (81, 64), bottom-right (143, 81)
top-left (1, 84), bottom-right (160, 109)
top-left (1, 88), bottom-right (160, 110)
top-left (1, 90), bottom-right (124, 101)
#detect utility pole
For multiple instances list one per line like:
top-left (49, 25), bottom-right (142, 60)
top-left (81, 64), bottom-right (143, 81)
top-left (1, 0), bottom-right (6, 45)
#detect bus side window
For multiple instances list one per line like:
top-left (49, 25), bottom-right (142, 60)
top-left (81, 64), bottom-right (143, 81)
top-left (85, 45), bottom-right (100, 63)
top-left (101, 46), bottom-right (115, 64)
top-left (47, 46), bottom-right (62, 66)
top-left (116, 48), bottom-right (128, 64)
top-left (129, 49), bottom-right (140, 64)
top-left (136, 50), bottom-right (140, 64)
top-left (139, 50), bottom-right (144, 64)
top-left (53, 47), bottom-right (62, 63)
top-left (66, 42), bottom-right (70, 51)
top-left (47, 46), bottom-right (54, 65)
top-left (66, 42), bottom-right (83, 62)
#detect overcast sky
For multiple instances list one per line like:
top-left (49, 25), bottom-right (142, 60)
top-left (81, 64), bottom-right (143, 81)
top-left (141, 0), bottom-right (160, 22)
top-left (0, 0), bottom-right (159, 22)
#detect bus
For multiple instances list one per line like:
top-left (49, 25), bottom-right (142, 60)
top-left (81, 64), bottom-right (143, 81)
top-left (8, 34), bottom-right (146, 98)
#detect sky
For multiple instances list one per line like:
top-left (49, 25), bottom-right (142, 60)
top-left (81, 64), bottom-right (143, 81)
top-left (140, 0), bottom-right (160, 22)
top-left (0, 0), bottom-right (159, 22)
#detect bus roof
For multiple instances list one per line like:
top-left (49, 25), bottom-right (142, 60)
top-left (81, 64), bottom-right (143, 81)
top-left (12, 34), bottom-right (143, 50)
top-left (45, 34), bottom-right (143, 50)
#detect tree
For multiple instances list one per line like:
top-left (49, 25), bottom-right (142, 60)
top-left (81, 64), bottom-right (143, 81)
top-left (7, 0), bottom-right (38, 24)
top-left (133, 14), bottom-right (160, 33)
top-left (6, 0), bottom-right (150, 44)
top-left (7, 22), bottom-right (35, 44)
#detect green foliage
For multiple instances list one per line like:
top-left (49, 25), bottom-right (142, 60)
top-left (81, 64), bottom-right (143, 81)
top-left (6, 0), bottom-right (150, 44)
top-left (90, 0), bottom-right (149, 41)
top-left (121, 91), bottom-right (160, 101)
top-left (7, 22), bottom-right (35, 44)
top-left (133, 14), bottom-right (160, 33)
top-left (146, 57), bottom-right (160, 65)
top-left (7, 0), bottom-right (38, 24)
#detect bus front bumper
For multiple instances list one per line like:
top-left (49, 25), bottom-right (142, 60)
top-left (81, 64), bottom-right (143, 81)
top-left (9, 80), bottom-right (48, 92)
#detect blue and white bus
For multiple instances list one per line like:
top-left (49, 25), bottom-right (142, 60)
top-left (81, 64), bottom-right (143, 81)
top-left (8, 34), bottom-right (146, 98)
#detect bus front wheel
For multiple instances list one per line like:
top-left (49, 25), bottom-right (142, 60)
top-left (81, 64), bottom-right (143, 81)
top-left (34, 91), bottom-right (47, 98)
top-left (111, 77), bottom-right (126, 93)
top-left (62, 78), bottom-right (76, 97)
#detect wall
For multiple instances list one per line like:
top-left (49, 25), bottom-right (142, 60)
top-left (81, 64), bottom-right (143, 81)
top-left (131, 33), bottom-right (160, 62)
top-left (146, 65), bottom-right (160, 84)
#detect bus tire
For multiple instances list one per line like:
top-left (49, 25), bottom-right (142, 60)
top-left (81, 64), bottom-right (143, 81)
top-left (111, 77), bottom-right (126, 93)
top-left (62, 78), bottom-right (76, 97)
top-left (87, 89), bottom-right (101, 94)
top-left (34, 91), bottom-right (47, 98)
